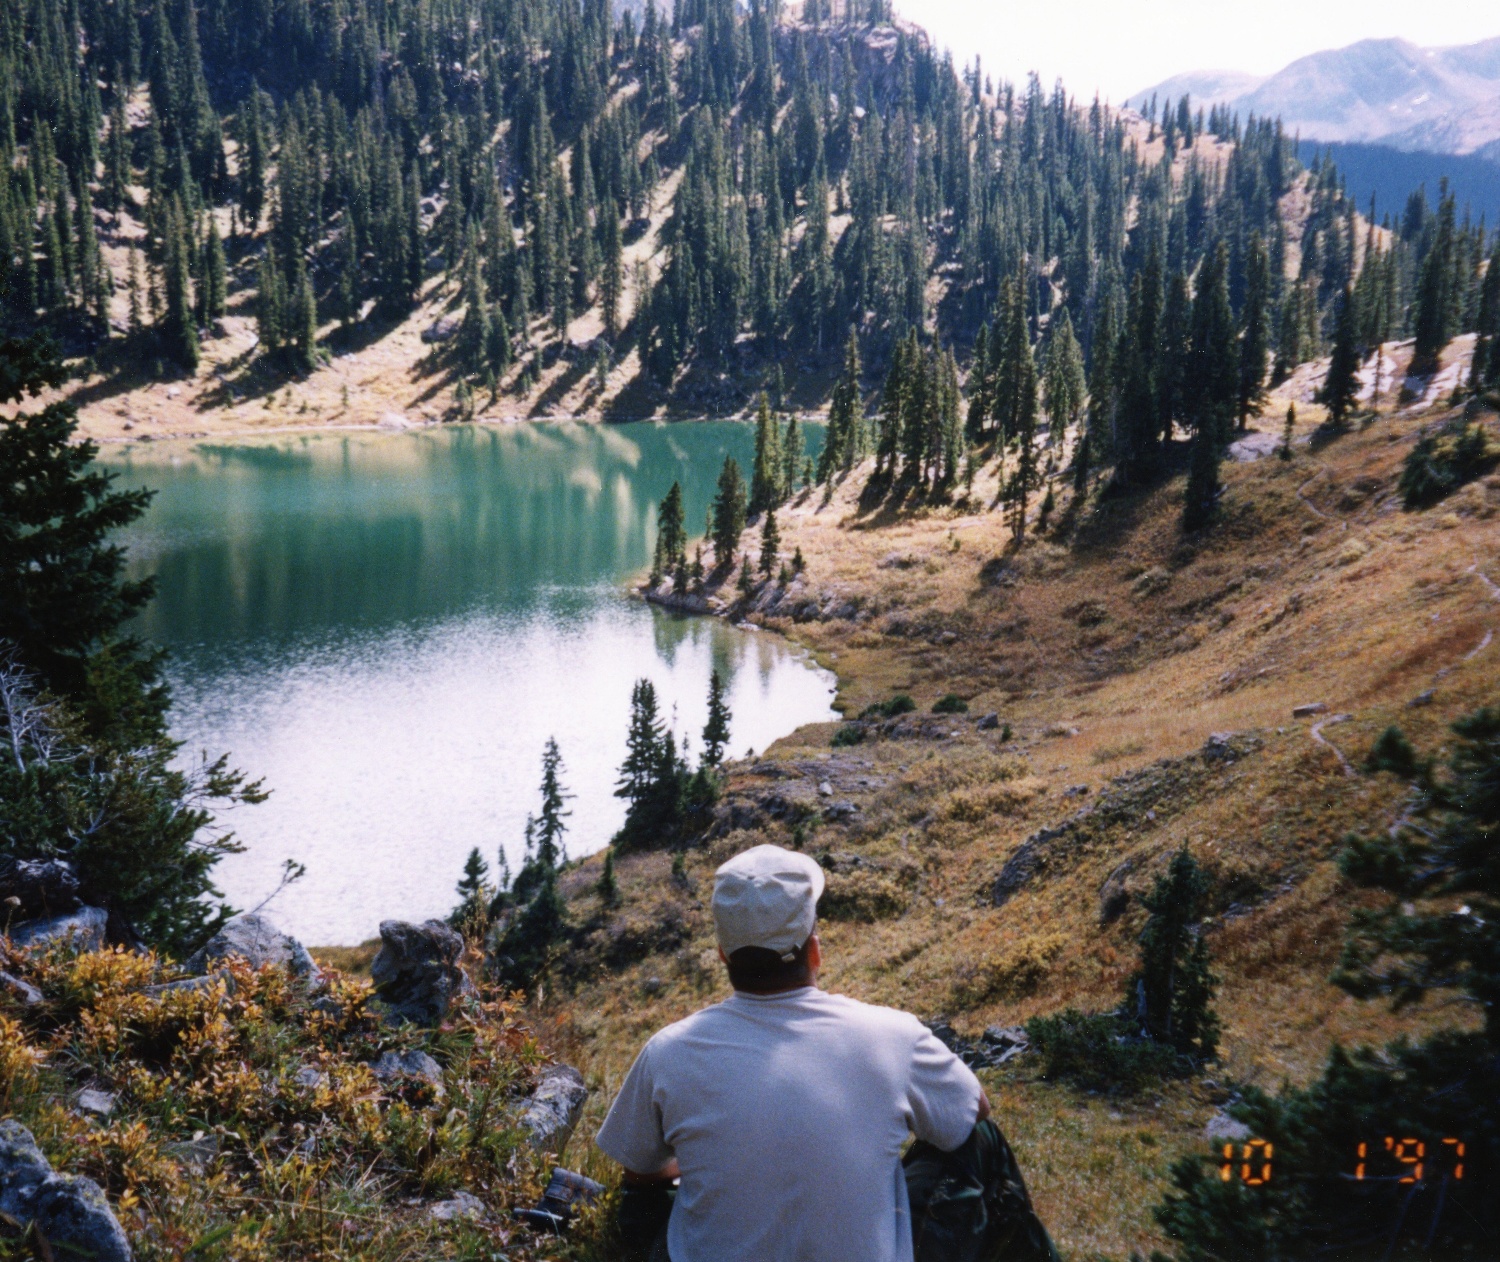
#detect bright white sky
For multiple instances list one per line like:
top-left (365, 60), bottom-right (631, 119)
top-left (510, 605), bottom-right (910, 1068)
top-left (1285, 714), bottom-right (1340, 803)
top-left (894, 0), bottom-right (1500, 105)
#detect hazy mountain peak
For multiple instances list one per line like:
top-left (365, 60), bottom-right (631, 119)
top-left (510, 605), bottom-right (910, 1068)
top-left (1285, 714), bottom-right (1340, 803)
top-left (1134, 32), bottom-right (1500, 150)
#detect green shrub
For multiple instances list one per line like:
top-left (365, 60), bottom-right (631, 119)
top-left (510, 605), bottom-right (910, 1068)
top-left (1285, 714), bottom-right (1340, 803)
top-left (1399, 421), bottom-right (1497, 508)
top-left (1364, 724), bottom-right (1419, 777)
top-left (860, 694), bottom-right (916, 719)
top-left (831, 723), bottom-right (866, 747)
top-left (932, 693), bottom-right (969, 714)
top-left (1025, 1010), bottom-right (1186, 1093)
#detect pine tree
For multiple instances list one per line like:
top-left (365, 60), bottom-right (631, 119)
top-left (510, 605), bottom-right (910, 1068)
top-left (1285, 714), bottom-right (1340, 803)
top-left (1237, 230), bottom-right (1271, 429)
top-left (601, 208), bottom-right (623, 339)
top-left (199, 217), bottom-right (226, 325)
top-left (781, 413), bottom-right (804, 498)
top-left (701, 669), bottom-right (732, 767)
top-left (597, 848), bottom-right (621, 907)
top-left (1006, 335), bottom-right (1039, 537)
top-left (1042, 309), bottom-right (1085, 442)
top-left (257, 247), bottom-right (285, 356)
top-left (534, 737), bottom-right (571, 870)
top-left (710, 456), bottom-right (747, 566)
top-left (1320, 284), bottom-right (1360, 430)
top-left (1187, 241), bottom-right (1237, 446)
top-left (759, 507), bottom-right (780, 576)
top-left (1128, 848), bottom-right (1219, 1061)
top-left (1279, 402), bottom-right (1296, 461)
top-left (449, 847), bottom-right (492, 931)
top-left (749, 393), bottom-right (783, 512)
top-left (160, 198), bottom-right (199, 370)
top-left (653, 481), bottom-right (687, 582)
top-left (291, 264), bottom-right (319, 374)
top-left (1411, 189), bottom-right (1456, 375)
top-left (457, 235), bottom-right (491, 376)
top-left (1181, 413), bottom-right (1222, 531)
top-left (239, 84), bottom-right (267, 231)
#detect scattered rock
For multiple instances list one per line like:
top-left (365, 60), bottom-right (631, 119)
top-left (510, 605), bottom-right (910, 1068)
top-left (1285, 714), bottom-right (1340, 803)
top-left (293, 1066), bottom-right (329, 1091)
top-left (143, 973), bottom-right (229, 998)
top-left (824, 801), bottom-right (859, 821)
top-left (164, 1135), bottom-right (218, 1172)
top-left (1044, 723), bottom-right (1080, 738)
top-left (1408, 689), bottom-right (1436, 708)
top-left (428, 1190), bottom-right (485, 1222)
top-left (1291, 702), bottom-right (1328, 718)
top-left (0, 970), bottom-right (43, 1006)
top-left (370, 919), bottom-right (474, 1026)
top-left (420, 313), bottom-right (462, 343)
top-left (186, 913), bottom-right (320, 980)
top-left (0, 858), bottom-right (82, 919)
top-left (73, 1089), bottom-right (116, 1119)
top-left (640, 976), bottom-right (663, 996)
top-left (0, 1121), bottom-right (133, 1262)
top-left (1201, 732), bottom-right (1241, 762)
top-left (520, 1065), bottom-right (589, 1156)
top-left (977, 713), bottom-right (1000, 731)
top-left (370, 1049), bottom-right (445, 1094)
top-left (1204, 1109), bottom-right (1252, 1144)
top-left (1063, 784), bottom-right (1090, 799)
top-left (378, 411), bottom-right (413, 430)
top-left (10, 906), bottom-right (108, 952)
top-left (923, 1020), bottom-right (1029, 1070)
top-left (818, 780), bottom-right (833, 796)
top-left (1098, 856), bottom-right (1138, 925)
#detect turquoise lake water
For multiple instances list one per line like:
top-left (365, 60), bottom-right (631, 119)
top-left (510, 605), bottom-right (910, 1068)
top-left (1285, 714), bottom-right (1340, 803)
top-left (107, 421), bottom-right (834, 944)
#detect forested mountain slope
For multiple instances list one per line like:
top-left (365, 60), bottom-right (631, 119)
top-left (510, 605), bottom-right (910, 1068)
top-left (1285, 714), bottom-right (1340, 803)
top-left (6, 0), bottom-right (1494, 440)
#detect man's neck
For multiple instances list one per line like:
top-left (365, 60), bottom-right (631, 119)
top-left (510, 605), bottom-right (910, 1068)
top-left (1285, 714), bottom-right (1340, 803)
top-left (732, 978), bottom-right (817, 997)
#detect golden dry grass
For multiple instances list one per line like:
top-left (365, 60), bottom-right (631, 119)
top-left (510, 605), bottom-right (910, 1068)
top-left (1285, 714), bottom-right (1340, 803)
top-left (539, 370), bottom-right (1499, 1258)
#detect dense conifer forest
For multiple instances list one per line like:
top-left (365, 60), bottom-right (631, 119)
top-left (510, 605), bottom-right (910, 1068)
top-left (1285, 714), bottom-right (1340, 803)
top-left (5, 0), bottom-right (1497, 463)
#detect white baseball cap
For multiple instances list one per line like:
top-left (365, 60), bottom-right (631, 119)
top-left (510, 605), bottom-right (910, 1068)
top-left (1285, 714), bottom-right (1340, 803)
top-left (713, 844), bottom-right (825, 960)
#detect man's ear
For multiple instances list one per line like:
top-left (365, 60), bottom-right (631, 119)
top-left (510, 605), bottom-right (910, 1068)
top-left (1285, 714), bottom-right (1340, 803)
top-left (806, 934), bottom-right (822, 970)
top-left (718, 946), bottom-right (728, 965)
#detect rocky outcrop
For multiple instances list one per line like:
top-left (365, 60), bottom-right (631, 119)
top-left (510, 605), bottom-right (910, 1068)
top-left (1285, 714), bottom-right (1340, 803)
top-left (924, 1021), bottom-right (1030, 1070)
top-left (370, 919), bottom-right (474, 1025)
top-left (0, 1121), bottom-right (133, 1262)
top-left (185, 913), bottom-right (320, 980)
top-left (10, 906), bottom-right (108, 952)
top-left (520, 1064), bottom-right (589, 1156)
top-left (989, 732), bottom-right (1263, 908)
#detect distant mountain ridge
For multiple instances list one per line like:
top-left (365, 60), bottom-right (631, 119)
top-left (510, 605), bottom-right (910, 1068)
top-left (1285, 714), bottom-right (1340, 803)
top-left (1135, 35), bottom-right (1500, 157)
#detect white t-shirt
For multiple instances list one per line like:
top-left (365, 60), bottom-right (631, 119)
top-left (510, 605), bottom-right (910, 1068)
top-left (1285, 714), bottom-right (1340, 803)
top-left (594, 986), bottom-right (982, 1262)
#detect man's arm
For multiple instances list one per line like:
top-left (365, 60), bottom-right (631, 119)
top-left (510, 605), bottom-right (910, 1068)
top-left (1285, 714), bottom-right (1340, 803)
top-left (976, 1090), bottom-right (992, 1123)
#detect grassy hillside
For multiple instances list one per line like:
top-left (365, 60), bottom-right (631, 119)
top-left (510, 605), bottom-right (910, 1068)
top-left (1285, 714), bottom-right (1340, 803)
top-left (536, 353), bottom-right (1499, 1258)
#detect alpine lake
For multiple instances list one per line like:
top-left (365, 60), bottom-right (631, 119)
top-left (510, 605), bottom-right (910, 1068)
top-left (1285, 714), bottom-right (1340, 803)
top-left (105, 420), bottom-right (836, 945)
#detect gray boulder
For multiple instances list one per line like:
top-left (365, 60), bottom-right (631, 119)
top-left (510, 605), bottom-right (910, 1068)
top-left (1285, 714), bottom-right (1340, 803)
top-left (10, 906), bottom-right (108, 952)
top-left (370, 920), bottom-right (474, 1025)
top-left (185, 913), bottom-right (320, 980)
top-left (370, 1049), bottom-right (445, 1096)
top-left (0, 970), bottom-right (43, 1006)
top-left (428, 1190), bottom-right (485, 1222)
top-left (0, 1120), bottom-right (132, 1262)
top-left (520, 1065), bottom-right (589, 1156)
top-left (1204, 1109), bottom-right (1252, 1144)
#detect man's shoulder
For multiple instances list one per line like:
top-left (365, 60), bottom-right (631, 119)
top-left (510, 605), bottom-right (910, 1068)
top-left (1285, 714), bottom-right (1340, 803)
top-left (811, 990), bottom-right (928, 1039)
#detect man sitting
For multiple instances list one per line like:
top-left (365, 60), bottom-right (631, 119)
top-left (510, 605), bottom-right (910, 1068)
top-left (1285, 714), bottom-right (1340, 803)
top-left (595, 843), bottom-right (1058, 1262)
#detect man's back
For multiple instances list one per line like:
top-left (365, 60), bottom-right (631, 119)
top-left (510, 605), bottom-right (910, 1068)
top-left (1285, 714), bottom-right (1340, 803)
top-left (596, 986), bottom-right (980, 1262)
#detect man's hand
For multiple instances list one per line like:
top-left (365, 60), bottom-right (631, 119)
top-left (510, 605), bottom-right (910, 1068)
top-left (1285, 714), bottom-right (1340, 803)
top-left (977, 1091), bottom-right (992, 1123)
top-left (622, 1158), bottom-right (680, 1186)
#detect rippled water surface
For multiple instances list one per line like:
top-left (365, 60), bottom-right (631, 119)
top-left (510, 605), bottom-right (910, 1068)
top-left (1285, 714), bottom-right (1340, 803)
top-left (107, 422), bottom-right (834, 944)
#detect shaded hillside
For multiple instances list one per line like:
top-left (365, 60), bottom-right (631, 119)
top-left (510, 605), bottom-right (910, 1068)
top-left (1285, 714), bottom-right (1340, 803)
top-left (3, 0), bottom-right (1452, 444)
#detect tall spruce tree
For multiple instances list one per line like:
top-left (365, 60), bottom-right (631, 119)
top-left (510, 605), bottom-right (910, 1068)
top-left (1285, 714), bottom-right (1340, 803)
top-left (701, 669), bottom-right (732, 767)
top-left (710, 456), bottom-right (747, 565)
top-left (1321, 284), bottom-right (1361, 430)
